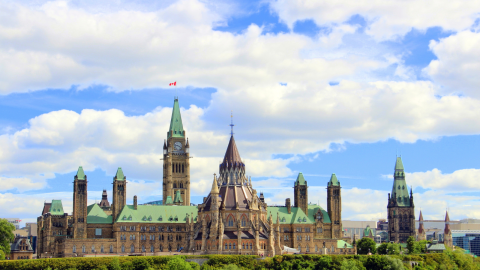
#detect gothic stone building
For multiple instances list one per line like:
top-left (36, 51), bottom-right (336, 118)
top-left (37, 98), bottom-right (354, 257)
top-left (387, 157), bottom-right (415, 243)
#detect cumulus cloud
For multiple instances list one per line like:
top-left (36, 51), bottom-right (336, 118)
top-left (408, 168), bottom-right (480, 192)
top-left (425, 30), bottom-right (480, 98)
top-left (0, 0), bottom-right (383, 94)
top-left (270, 0), bottom-right (480, 41)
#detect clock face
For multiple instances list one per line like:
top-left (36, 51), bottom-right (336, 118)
top-left (174, 142), bottom-right (182, 150)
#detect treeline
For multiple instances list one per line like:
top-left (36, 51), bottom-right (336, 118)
top-left (1, 252), bottom-right (479, 270)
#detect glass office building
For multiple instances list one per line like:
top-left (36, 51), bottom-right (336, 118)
top-left (451, 230), bottom-right (480, 257)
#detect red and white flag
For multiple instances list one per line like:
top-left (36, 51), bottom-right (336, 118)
top-left (169, 82), bottom-right (177, 86)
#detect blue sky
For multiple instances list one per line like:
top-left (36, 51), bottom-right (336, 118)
top-left (2, 0), bottom-right (480, 226)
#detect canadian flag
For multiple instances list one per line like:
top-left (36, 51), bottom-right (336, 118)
top-left (169, 82), bottom-right (177, 86)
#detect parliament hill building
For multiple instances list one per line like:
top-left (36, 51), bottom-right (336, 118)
top-left (37, 98), bottom-right (355, 258)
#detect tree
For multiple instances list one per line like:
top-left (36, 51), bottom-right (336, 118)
top-left (357, 237), bottom-right (377, 254)
top-left (407, 236), bottom-right (416, 254)
top-left (377, 242), bottom-right (400, 255)
top-left (0, 219), bottom-right (15, 255)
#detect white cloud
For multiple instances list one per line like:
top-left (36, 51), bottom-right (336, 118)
top-left (408, 168), bottom-right (480, 192)
top-left (270, 0), bottom-right (480, 41)
top-left (425, 30), bottom-right (480, 98)
top-left (0, 0), bottom-right (382, 94)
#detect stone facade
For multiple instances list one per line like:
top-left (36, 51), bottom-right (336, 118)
top-left (36, 97), bottom-right (353, 258)
top-left (387, 157), bottom-right (416, 243)
top-left (10, 236), bottom-right (34, 260)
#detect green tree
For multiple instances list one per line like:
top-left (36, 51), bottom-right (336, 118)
top-left (109, 257), bottom-right (121, 270)
top-left (167, 256), bottom-right (193, 270)
top-left (340, 259), bottom-right (360, 270)
top-left (407, 236), bottom-right (416, 254)
top-left (385, 256), bottom-right (405, 270)
top-left (377, 243), bottom-right (388, 255)
top-left (0, 218), bottom-right (15, 255)
top-left (357, 238), bottom-right (377, 255)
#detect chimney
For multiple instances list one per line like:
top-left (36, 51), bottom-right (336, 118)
top-left (286, 198), bottom-right (291, 214)
top-left (134, 195), bottom-right (137, 210)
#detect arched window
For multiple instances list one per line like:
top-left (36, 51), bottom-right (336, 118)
top-left (233, 243), bottom-right (236, 249)
top-left (131, 245), bottom-right (135, 253)
top-left (101, 245), bottom-right (104, 253)
top-left (110, 245), bottom-right (113, 253)
top-left (306, 245), bottom-right (310, 252)
top-left (225, 243), bottom-right (228, 250)
top-left (315, 245), bottom-right (318, 252)
top-left (241, 216), bottom-right (246, 226)
top-left (173, 183), bottom-right (177, 188)
top-left (242, 243), bottom-right (245, 249)
top-left (72, 245), bottom-right (76, 253)
top-left (121, 245), bottom-right (125, 253)
top-left (142, 245), bottom-right (146, 252)
top-left (151, 246), bottom-right (154, 252)
top-left (172, 165), bottom-right (174, 173)
top-left (91, 245), bottom-right (95, 253)
top-left (250, 243), bottom-right (252, 249)
top-left (82, 245), bottom-right (86, 253)
top-left (160, 245), bottom-right (163, 252)
top-left (298, 245), bottom-right (301, 252)
top-left (228, 216), bottom-right (234, 226)
top-left (182, 164), bottom-right (184, 173)
top-left (229, 243), bottom-right (232, 249)
top-left (331, 246), bottom-right (334, 253)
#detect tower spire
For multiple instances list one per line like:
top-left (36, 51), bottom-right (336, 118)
top-left (168, 98), bottom-right (184, 138)
top-left (230, 111), bottom-right (234, 137)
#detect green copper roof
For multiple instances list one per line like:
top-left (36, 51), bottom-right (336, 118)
top-left (49, 200), bottom-right (64, 215)
top-left (165, 196), bottom-right (173, 205)
top-left (391, 157), bottom-right (410, 207)
top-left (76, 166), bottom-right (85, 180)
top-left (295, 173), bottom-right (306, 186)
top-left (87, 203), bottom-right (113, 224)
top-left (395, 157), bottom-right (404, 171)
top-left (267, 204), bottom-right (331, 225)
top-left (337, 240), bottom-right (353, 249)
top-left (364, 225), bottom-right (373, 237)
top-left (115, 167), bottom-right (125, 181)
top-left (168, 98), bottom-right (184, 138)
top-left (328, 173), bottom-right (340, 186)
top-left (174, 190), bottom-right (183, 203)
top-left (115, 205), bottom-right (197, 223)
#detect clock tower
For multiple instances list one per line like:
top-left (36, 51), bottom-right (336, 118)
top-left (163, 98), bottom-right (190, 205)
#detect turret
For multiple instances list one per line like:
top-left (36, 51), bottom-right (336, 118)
top-left (112, 167), bottom-right (127, 222)
top-left (73, 166), bottom-right (88, 238)
top-left (444, 211), bottom-right (453, 248)
top-left (417, 210), bottom-right (426, 240)
top-left (294, 173), bottom-right (308, 215)
top-left (327, 173), bottom-right (342, 238)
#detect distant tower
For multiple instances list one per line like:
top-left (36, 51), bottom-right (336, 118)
top-left (99, 189), bottom-right (110, 209)
top-left (327, 173), bottom-right (342, 239)
top-left (444, 211), bottom-right (453, 248)
top-left (387, 157), bottom-right (415, 243)
top-left (73, 166), bottom-right (88, 239)
top-left (112, 167), bottom-right (126, 222)
top-left (163, 98), bottom-right (190, 205)
top-left (417, 210), bottom-right (426, 241)
top-left (294, 173), bottom-right (308, 215)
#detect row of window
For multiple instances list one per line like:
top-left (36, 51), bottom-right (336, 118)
top-left (119, 225), bottom-right (181, 231)
top-left (295, 235), bottom-right (311, 241)
top-left (172, 163), bottom-right (185, 174)
top-left (73, 244), bottom-right (178, 253)
top-left (282, 227), bottom-right (317, 233)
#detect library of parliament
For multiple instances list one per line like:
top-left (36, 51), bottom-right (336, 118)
top-left (37, 98), bottom-right (361, 257)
